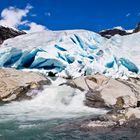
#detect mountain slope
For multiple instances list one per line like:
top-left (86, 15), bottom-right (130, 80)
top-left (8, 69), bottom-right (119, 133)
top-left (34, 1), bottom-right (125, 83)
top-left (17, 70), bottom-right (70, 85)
top-left (99, 28), bottom-right (131, 39)
top-left (0, 29), bottom-right (140, 79)
top-left (0, 26), bottom-right (26, 44)
top-left (99, 22), bottom-right (140, 39)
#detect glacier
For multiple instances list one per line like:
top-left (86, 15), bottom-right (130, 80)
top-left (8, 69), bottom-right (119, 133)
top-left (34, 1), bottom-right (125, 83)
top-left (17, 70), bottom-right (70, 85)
top-left (0, 29), bottom-right (140, 78)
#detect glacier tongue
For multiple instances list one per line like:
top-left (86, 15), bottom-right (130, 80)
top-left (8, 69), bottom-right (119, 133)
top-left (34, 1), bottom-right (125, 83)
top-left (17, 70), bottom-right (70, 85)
top-left (0, 29), bottom-right (140, 78)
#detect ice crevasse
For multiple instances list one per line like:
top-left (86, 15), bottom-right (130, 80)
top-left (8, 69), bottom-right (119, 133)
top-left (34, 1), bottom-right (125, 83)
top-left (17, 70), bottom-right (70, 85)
top-left (0, 29), bottom-right (140, 79)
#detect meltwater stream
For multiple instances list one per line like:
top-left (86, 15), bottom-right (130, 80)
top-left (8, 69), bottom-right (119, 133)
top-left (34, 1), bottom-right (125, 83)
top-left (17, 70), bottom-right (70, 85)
top-left (0, 78), bottom-right (106, 140)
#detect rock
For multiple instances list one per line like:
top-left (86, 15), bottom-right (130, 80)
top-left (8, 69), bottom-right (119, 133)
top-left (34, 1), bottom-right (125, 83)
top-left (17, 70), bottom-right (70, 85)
top-left (103, 109), bottom-right (127, 123)
top-left (0, 26), bottom-right (26, 44)
top-left (64, 74), bottom-right (140, 109)
top-left (99, 28), bottom-right (131, 39)
top-left (125, 108), bottom-right (140, 120)
top-left (133, 22), bottom-right (140, 33)
top-left (80, 107), bottom-right (140, 132)
top-left (115, 95), bottom-right (137, 109)
top-left (98, 22), bottom-right (140, 39)
top-left (101, 107), bottom-right (140, 131)
top-left (101, 107), bottom-right (140, 127)
top-left (0, 68), bottom-right (51, 102)
top-left (53, 114), bottom-right (140, 139)
top-left (84, 120), bottom-right (117, 128)
top-left (80, 115), bottom-right (140, 140)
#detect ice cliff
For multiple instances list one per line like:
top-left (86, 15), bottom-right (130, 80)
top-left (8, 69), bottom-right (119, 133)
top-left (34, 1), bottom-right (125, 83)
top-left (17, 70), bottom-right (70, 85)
top-left (0, 29), bottom-right (140, 79)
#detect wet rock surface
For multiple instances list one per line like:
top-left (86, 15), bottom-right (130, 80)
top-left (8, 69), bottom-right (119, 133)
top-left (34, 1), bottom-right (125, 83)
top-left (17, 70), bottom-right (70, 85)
top-left (81, 118), bottom-right (140, 140)
top-left (52, 115), bottom-right (140, 140)
top-left (80, 108), bottom-right (140, 138)
top-left (64, 74), bottom-right (140, 109)
top-left (0, 68), bottom-right (51, 102)
top-left (61, 74), bottom-right (140, 139)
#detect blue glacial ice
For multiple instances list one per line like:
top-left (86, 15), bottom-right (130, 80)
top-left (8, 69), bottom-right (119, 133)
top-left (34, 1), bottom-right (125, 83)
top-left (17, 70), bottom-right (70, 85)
top-left (0, 29), bottom-right (140, 78)
top-left (0, 48), bottom-right (22, 67)
top-left (119, 58), bottom-right (139, 73)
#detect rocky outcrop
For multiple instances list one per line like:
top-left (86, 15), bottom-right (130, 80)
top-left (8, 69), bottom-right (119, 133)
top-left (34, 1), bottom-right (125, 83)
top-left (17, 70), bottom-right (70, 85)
top-left (133, 22), bottom-right (140, 33)
top-left (0, 26), bottom-right (26, 44)
top-left (64, 74), bottom-right (140, 109)
top-left (99, 28), bottom-right (131, 39)
top-left (0, 68), bottom-right (51, 102)
top-left (82, 107), bottom-right (140, 131)
top-left (79, 111), bottom-right (140, 140)
top-left (60, 74), bottom-right (140, 138)
top-left (53, 110), bottom-right (140, 140)
top-left (99, 22), bottom-right (140, 39)
top-left (104, 107), bottom-right (140, 123)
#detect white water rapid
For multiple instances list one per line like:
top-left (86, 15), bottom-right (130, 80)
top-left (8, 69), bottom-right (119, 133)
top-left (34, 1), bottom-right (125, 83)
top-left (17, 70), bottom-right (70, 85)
top-left (0, 78), bottom-right (106, 122)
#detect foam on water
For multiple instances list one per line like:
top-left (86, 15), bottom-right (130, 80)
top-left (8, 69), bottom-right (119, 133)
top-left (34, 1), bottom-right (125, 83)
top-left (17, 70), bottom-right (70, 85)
top-left (0, 79), bottom-right (106, 122)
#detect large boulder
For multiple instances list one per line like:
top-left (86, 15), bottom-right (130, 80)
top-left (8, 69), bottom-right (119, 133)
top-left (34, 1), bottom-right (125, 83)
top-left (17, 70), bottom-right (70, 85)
top-left (64, 74), bottom-right (140, 109)
top-left (0, 68), bottom-right (51, 102)
top-left (101, 107), bottom-right (140, 126)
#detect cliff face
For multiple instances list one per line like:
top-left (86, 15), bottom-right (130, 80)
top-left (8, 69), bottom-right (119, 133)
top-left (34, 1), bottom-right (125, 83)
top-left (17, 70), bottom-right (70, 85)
top-left (0, 26), bottom-right (26, 44)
